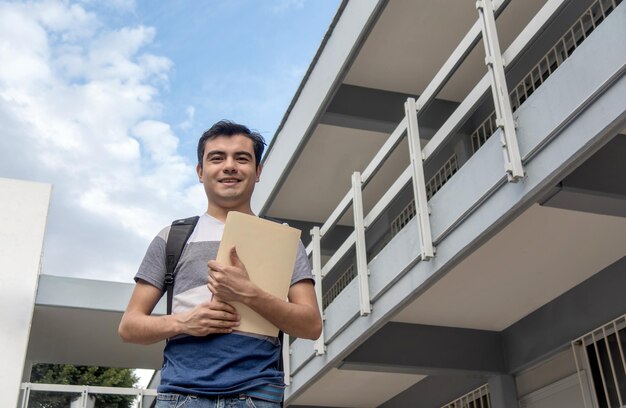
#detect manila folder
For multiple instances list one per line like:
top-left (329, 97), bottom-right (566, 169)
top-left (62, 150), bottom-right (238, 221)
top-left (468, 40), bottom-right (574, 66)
top-left (216, 211), bottom-right (301, 337)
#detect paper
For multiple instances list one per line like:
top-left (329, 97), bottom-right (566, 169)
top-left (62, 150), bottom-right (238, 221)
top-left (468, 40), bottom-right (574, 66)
top-left (216, 211), bottom-right (301, 337)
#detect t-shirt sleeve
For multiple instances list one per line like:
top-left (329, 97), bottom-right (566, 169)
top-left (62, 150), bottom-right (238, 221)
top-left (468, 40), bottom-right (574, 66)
top-left (290, 240), bottom-right (314, 286)
top-left (135, 229), bottom-right (168, 291)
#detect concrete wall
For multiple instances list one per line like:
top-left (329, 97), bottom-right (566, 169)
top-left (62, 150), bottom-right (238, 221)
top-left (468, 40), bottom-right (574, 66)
top-left (0, 178), bottom-right (52, 408)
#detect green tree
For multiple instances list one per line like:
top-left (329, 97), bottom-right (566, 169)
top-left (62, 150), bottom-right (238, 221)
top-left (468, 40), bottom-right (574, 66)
top-left (29, 364), bottom-right (139, 408)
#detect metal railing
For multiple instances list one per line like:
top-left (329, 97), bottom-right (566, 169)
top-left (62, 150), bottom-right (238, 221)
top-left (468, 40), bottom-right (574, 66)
top-left (299, 0), bottom-right (620, 363)
top-left (471, 0), bottom-right (623, 153)
top-left (441, 384), bottom-right (491, 408)
top-left (322, 263), bottom-right (355, 309)
top-left (20, 383), bottom-right (157, 408)
top-left (572, 314), bottom-right (626, 408)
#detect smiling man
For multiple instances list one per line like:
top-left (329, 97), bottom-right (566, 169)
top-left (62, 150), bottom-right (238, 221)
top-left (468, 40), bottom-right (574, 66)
top-left (119, 120), bottom-right (322, 407)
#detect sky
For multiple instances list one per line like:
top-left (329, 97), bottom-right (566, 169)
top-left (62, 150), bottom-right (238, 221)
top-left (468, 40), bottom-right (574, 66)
top-left (0, 0), bottom-right (340, 283)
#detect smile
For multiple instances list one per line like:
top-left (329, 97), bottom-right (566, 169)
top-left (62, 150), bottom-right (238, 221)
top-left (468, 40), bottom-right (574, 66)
top-left (219, 178), bottom-right (241, 184)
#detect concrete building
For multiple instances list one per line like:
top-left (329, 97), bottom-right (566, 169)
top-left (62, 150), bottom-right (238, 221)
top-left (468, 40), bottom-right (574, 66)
top-left (253, 0), bottom-right (626, 406)
top-left (8, 0), bottom-right (626, 407)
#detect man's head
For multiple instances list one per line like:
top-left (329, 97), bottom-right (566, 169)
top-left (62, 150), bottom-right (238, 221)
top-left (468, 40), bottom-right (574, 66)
top-left (197, 120), bottom-right (265, 170)
top-left (196, 120), bottom-right (266, 216)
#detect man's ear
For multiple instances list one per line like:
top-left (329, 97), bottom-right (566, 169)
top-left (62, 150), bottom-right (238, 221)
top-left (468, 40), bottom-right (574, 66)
top-left (255, 163), bottom-right (263, 182)
top-left (196, 163), bottom-right (203, 181)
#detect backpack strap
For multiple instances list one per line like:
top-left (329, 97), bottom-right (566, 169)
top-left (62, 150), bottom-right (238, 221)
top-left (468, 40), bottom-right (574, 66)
top-left (165, 216), bottom-right (200, 315)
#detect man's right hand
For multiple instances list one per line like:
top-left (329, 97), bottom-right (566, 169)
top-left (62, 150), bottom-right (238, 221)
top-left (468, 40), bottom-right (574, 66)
top-left (177, 299), bottom-right (240, 336)
top-left (119, 281), bottom-right (240, 345)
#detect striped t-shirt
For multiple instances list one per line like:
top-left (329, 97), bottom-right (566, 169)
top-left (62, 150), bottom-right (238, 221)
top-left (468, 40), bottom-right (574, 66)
top-left (135, 213), bottom-right (313, 400)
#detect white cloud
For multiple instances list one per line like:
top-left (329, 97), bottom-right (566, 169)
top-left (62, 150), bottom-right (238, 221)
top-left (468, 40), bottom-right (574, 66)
top-left (178, 105), bottom-right (195, 131)
top-left (0, 0), bottom-right (203, 282)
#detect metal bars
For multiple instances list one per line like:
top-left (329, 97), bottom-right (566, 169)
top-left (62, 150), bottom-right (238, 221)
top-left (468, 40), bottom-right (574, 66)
top-left (441, 383), bottom-right (491, 408)
top-left (20, 383), bottom-right (157, 408)
top-left (476, 0), bottom-right (524, 182)
top-left (310, 226), bottom-right (326, 355)
top-left (572, 314), bottom-right (626, 408)
top-left (352, 171), bottom-right (372, 315)
top-left (472, 0), bottom-right (622, 154)
top-left (405, 97), bottom-right (435, 260)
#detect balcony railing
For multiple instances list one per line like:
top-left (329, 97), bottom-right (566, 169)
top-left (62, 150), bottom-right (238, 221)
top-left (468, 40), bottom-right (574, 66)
top-left (472, 0), bottom-right (623, 153)
top-left (19, 383), bottom-right (157, 408)
top-left (572, 314), bottom-right (626, 408)
top-left (313, 0), bottom-right (624, 322)
top-left (286, 0), bottom-right (624, 384)
top-left (441, 384), bottom-right (491, 408)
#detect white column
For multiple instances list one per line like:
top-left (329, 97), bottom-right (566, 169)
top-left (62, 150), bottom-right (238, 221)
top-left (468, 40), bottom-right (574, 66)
top-left (0, 178), bottom-right (52, 408)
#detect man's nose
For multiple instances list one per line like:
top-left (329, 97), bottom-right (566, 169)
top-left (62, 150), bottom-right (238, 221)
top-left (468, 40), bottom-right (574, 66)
top-left (223, 157), bottom-right (238, 172)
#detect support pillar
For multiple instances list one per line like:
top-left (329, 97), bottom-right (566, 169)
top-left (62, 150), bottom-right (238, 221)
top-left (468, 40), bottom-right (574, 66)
top-left (488, 374), bottom-right (518, 408)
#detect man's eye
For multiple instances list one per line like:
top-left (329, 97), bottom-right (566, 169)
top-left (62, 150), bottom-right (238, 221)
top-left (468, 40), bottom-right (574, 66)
top-left (209, 156), bottom-right (223, 162)
top-left (237, 157), bottom-right (250, 163)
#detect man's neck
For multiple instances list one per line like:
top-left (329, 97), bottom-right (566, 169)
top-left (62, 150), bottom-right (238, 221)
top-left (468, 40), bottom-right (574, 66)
top-left (207, 204), bottom-right (255, 223)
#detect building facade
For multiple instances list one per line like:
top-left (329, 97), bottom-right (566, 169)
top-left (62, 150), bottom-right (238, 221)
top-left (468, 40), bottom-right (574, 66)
top-left (254, 0), bottom-right (626, 406)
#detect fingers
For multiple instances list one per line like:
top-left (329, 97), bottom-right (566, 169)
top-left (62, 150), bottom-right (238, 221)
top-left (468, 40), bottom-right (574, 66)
top-left (207, 299), bottom-right (238, 314)
top-left (229, 245), bottom-right (243, 268)
top-left (182, 303), bottom-right (240, 337)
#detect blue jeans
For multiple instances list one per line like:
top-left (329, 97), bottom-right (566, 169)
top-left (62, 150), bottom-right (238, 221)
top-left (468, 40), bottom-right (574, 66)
top-left (155, 393), bottom-right (280, 408)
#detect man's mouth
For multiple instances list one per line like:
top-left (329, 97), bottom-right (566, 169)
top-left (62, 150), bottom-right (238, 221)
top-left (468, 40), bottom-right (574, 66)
top-left (219, 178), bottom-right (241, 185)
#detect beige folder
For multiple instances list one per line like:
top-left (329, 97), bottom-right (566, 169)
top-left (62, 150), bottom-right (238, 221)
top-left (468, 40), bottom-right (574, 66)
top-left (216, 211), bottom-right (301, 337)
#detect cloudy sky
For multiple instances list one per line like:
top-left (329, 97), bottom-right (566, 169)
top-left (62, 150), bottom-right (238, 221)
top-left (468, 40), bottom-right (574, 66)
top-left (0, 0), bottom-right (339, 282)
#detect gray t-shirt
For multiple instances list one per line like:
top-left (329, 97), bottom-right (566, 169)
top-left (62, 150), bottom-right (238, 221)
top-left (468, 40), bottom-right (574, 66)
top-left (134, 212), bottom-right (314, 397)
top-left (136, 213), bottom-right (313, 316)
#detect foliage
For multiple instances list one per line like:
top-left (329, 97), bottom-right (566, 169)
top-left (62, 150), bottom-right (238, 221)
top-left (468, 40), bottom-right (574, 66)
top-left (29, 364), bottom-right (139, 408)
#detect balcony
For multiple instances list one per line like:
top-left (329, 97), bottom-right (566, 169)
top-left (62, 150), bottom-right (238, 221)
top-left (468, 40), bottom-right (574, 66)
top-left (254, 0), bottom-right (626, 405)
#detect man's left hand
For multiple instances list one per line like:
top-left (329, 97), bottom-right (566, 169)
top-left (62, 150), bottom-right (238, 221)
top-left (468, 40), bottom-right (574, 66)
top-left (207, 245), bottom-right (256, 303)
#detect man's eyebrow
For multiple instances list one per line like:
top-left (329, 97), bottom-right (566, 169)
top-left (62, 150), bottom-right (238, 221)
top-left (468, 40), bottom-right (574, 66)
top-left (205, 150), bottom-right (225, 157)
top-left (234, 151), bottom-right (253, 158)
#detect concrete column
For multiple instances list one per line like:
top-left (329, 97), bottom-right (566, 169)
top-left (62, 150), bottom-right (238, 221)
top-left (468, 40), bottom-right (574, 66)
top-left (0, 178), bottom-right (52, 408)
top-left (488, 374), bottom-right (518, 408)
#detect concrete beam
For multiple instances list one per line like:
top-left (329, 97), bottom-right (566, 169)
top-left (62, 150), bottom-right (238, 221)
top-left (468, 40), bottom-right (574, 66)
top-left (542, 133), bottom-right (626, 218)
top-left (320, 84), bottom-right (458, 139)
top-left (379, 375), bottom-right (487, 408)
top-left (342, 322), bottom-right (504, 375)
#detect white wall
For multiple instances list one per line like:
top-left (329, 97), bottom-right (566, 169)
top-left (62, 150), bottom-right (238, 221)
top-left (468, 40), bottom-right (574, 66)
top-left (0, 178), bottom-right (52, 408)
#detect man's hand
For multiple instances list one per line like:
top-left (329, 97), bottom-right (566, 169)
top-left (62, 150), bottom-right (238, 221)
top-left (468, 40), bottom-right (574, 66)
top-left (206, 245), bottom-right (322, 340)
top-left (177, 299), bottom-right (240, 336)
top-left (207, 245), bottom-right (257, 302)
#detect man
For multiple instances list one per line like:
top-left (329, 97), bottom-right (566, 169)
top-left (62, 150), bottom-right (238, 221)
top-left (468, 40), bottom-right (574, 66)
top-left (119, 120), bottom-right (322, 407)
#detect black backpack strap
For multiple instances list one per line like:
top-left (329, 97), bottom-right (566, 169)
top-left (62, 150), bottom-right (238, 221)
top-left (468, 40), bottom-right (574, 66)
top-left (165, 216), bottom-right (200, 315)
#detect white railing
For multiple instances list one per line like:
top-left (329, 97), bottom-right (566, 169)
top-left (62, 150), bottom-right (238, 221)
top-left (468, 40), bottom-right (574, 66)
top-left (572, 314), bottom-right (626, 408)
top-left (471, 0), bottom-right (623, 153)
top-left (441, 383), bottom-right (491, 408)
top-left (303, 0), bottom-right (617, 373)
top-left (20, 383), bottom-right (157, 408)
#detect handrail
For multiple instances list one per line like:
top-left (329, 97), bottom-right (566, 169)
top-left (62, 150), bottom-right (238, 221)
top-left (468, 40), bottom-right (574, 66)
top-left (20, 382), bottom-right (157, 408)
top-left (303, 0), bottom-right (579, 359)
top-left (306, 116), bottom-right (409, 256)
top-left (289, 0), bottom-right (623, 396)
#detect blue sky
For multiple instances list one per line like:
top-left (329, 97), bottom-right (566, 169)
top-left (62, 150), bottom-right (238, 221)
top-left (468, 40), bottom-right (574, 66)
top-left (0, 0), bottom-right (339, 281)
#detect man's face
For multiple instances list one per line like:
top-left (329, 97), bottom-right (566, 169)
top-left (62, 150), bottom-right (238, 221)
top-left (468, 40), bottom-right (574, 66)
top-left (196, 134), bottom-right (261, 211)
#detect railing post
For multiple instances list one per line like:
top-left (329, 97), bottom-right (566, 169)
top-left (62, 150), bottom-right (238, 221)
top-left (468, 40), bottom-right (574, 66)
top-left (21, 383), bottom-right (31, 408)
top-left (351, 171), bottom-right (372, 316)
top-left (283, 333), bottom-right (291, 386)
top-left (81, 386), bottom-right (88, 408)
top-left (404, 98), bottom-right (435, 261)
top-left (310, 226), bottom-right (326, 355)
top-left (476, 0), bottom-right (525, 182)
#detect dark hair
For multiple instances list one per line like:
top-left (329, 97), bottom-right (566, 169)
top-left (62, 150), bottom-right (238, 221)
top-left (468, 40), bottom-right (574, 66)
top-left (197, 120), bottom-right (266, 168)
